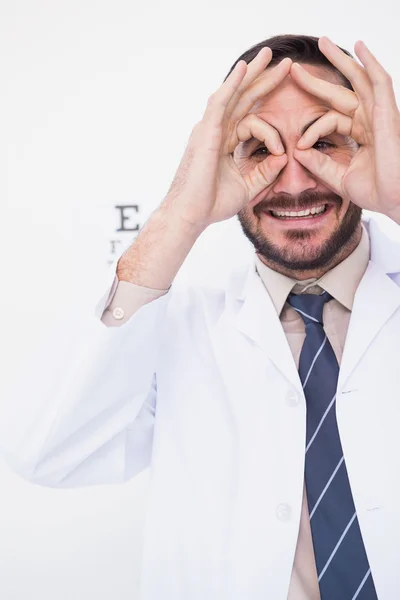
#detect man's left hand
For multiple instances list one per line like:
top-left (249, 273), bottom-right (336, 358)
top-left (290, 37), bottom-right (400, 224)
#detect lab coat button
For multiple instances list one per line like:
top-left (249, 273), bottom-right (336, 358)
top-left (276, 503), bottom-right (292, 522)
top-left (286, 391), bottom-right (300, 407)
top-left (112, 307), bottom-right (125, 320)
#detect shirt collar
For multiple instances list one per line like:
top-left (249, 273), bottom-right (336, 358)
top-left (254, 223), bottom-right (370, 315)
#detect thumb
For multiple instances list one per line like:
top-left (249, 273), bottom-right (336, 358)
top-left (293, 148), bottom-right (345, 195)
top-left (243, 153), bottom-right (288, 200)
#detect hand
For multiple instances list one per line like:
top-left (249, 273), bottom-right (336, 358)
top-left (163, 49), bottom-right (291, 229)
top-left (290, 37), bottom-right (400, 222)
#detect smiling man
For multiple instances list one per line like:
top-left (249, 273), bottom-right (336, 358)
top-left (235, 61), bottom-right (362, 278)
top-left (5, 34), bottom-right (400, 600)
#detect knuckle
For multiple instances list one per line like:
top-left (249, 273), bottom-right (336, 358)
top-left (189, 122), bottom-right (203, 141)
top-left (242, 113), bottom-right (256, 126)
top-left (374, 70), bottom-right (392, 86)
top-left (192, 119), bottom-right (222, 147)
top-left (207, 92), bottom-right (218, 107)
top-left (385, 72), bottom-right (393, 85)
top-left (191, 121), bottom-right (203, 134)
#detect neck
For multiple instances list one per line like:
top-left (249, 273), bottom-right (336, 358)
top-left (257, 224), bottom-right (363, 280)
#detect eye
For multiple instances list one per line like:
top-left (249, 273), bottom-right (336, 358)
top-left (252, 145), bottom-right (270, 157)
top-left (313, 139), bottom-right (336, 151)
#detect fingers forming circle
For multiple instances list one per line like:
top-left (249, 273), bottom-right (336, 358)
top-left (297, 110), bottom-right (354, 149)
top-left (294, 147), bottom-right (346, 196)
top-left (234, 114), bottom-right (284, 156)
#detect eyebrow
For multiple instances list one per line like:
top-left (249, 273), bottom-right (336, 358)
top-left (239, 116), bottom-right (325, 151)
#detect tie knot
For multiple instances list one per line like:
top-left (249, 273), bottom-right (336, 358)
top-left (287, 290), bottom-right (332, 325)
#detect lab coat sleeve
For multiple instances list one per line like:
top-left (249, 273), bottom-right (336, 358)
top-left (0, 252), bottom-right (173, 488)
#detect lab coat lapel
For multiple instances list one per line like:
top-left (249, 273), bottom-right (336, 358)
top-left (213, 260), bottom-right (302, 430)
top-left (233, 266), bottom-right (302, 392)
top-left (338, 250), bottom-right (400, 394)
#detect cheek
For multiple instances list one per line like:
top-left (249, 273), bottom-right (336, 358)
top-left (239, 203), bottom-right (256, 223)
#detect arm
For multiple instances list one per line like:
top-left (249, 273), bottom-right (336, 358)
top-left (1, 49), bottom-right (290, 487)
top-left (0, 208), bottom-right (202, 487)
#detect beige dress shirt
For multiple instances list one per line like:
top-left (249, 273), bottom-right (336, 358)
top-left (101, 226), bottom-right (371, 600)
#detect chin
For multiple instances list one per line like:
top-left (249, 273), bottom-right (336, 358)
top-left (238, 212), bottom-right (363, 274)
top-left (274, 227), bottom-right (330, 246)
top-left (265, 241), bottom-right (337, 272)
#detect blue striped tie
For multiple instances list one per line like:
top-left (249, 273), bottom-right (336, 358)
top-left (288, 291), bottom-right (378, 600)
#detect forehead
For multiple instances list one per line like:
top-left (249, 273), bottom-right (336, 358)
top-left (249, 64), bottom-right (341, 131)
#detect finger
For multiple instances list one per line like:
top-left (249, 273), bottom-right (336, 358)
top-left (293, 148), bottom-right (346, 195)
top-left (243, 154), bottom-right (288, 201)
top-left (225, 47), bottom-right (274, 117)
top-left (290, 62), bottom-right (359, 116)
top-left (234, 114), bottom-right (285, 155)
top-left (230, 57), bottom-right (292, 122)
top-left (201, 59), bottom-right (249, 127)
top-left (202, 47), bottom-right (272, 128)
top-left (317, 36), bottom-right (373, 106)
top-left (354, 40), bottom-right (398, 109)
top-left (297, 110), bottom-right (354, 149)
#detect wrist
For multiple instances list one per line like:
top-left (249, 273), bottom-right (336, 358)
top-left (116, 202), bottom-right (205, 289)
top-left (160, 197), bottom-right (209, 237)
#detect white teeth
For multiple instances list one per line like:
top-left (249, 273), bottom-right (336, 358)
top-left (271, 205), bottom-right (326, 218)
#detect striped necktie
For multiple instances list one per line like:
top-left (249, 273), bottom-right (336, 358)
top-left (288, 291), bottom-right (378, 600)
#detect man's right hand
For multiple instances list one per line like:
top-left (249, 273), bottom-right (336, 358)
top-left (116, 49), bottom-right (292, 290)
top-left (163, 48), bottom-right (291, 230)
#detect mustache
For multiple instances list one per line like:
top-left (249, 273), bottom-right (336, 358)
top-left (255, 191), bottom-right (342, 214)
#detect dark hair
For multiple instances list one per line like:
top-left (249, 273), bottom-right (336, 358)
top-left (224, 34), bottom-right (354, 90)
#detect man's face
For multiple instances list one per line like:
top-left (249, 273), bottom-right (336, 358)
top-left (234, 64), bottom-right (362, 276)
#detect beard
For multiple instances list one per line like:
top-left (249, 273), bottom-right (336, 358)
top-left (237, 190), bottom-right (362, 272)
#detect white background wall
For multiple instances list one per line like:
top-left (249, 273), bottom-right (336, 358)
top-left (1, 0), bottom-right (400, 598)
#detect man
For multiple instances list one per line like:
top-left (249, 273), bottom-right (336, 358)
top-left (4, 34), bottom-right (400, 599)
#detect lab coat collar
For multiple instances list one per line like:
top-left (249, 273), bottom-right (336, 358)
top-left (227, 214), bottom-right (400, 393)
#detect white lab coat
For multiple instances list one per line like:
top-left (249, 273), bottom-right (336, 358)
top-left (2, 215), bottom-right (400, 599)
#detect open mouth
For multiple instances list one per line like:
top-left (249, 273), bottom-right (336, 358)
top-left (267, 204), bottom-right (328, 220)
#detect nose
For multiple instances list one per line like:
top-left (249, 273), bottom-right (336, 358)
top-left (272, 151), bottom-right (318, 196)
